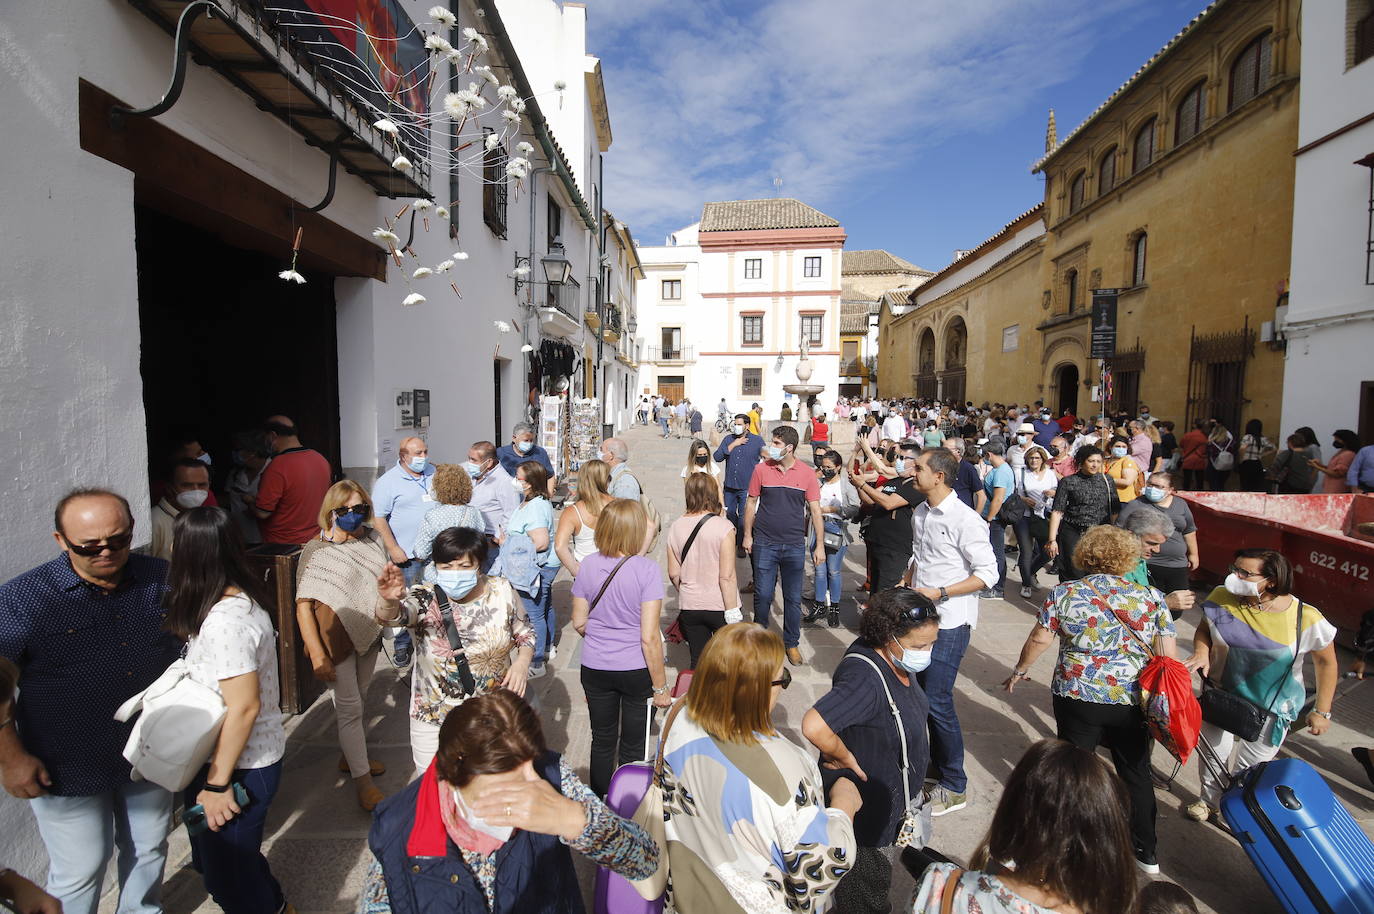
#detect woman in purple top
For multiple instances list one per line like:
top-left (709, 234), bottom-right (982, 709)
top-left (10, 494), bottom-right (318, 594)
top-left (571, 499), bottom-right (669, 796)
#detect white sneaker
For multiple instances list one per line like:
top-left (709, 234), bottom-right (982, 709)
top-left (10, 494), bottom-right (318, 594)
top-left (1019, 585), bottom-right (1033, 599)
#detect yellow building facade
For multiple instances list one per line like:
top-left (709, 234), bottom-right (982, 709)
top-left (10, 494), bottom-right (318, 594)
top-left (880, 0), bottom-right (1299, 432)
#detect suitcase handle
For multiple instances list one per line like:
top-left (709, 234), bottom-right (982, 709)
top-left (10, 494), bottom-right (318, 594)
top-left (1274, 785), bottom-right (1302, 811)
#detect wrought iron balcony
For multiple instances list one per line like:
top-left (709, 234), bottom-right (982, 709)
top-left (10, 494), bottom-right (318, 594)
top-left (647, 345), bottom-right (696, 364)
top-left (544, 277), bottom-right (581, 319)
top-left (603, 304), bottom-right (622, 342)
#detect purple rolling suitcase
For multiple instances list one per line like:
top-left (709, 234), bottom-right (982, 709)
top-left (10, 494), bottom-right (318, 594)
top-left (1219, 757), bottom-right (1374, 914)
top-left (593, 701), bottom-right (666, 914)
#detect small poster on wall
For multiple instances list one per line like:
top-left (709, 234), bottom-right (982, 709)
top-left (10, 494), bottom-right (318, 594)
top-left (394, 389), bottom-right (414, 430)
top-left (413, 389), bottom-right (431, 428)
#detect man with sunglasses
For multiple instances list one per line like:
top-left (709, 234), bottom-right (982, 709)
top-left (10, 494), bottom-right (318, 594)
top-left (0, 489), bottom-right (180, 914)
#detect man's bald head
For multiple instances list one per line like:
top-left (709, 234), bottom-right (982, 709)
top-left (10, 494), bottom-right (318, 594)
top-left (399, 436), bottom-right (427, 458)
top-left (54, 489), bottom-right (133, 537)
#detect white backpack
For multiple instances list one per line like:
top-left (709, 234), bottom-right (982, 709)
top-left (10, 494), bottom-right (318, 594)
top-left (114, 658), bottom-right (226, 792)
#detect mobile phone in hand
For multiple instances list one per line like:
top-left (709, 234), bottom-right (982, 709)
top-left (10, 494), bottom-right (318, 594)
top-left (184, 782), bottom-right (251, 835)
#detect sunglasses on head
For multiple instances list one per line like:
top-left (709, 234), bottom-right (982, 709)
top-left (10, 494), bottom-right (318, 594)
top-left (904, 604), bottom-right (941, 623)
top-left (333, 504), bottom-right (372, 519)
top-left (771, 668), bottom-right (792, 689)
top-left (63, 532), bottom-right (134, 557)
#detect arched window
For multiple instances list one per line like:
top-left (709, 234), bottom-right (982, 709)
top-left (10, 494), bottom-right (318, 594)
top-left (1175, 81), bottom-right (1206, 145)
top-left (1229, 32), bottom-right (1272, 111)
top-left (1133, 118), bottom-right (1156, 175)
top-left (1068, 171), bottom-right (1086, 214)
top-left (1098, 147), bottom-right (1117, 195)
top-left (1065, 268), bottom-right (1079, 311)
top-left (1132, 233), bottom-right (1148, 286)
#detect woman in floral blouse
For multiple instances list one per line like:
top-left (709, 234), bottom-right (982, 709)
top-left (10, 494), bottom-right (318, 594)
top-left (377, 526), bottom-right (534, 773)
top-left (359, 689), bottom-right (657, 914)
top-left (1001, 525), bottom-right (1175, 876)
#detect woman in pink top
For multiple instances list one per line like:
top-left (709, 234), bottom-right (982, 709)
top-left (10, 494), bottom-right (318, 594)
top-left (1310, 429), bottom-right (1359, 494)
top-left (667, 474), bottom-right (742, 668)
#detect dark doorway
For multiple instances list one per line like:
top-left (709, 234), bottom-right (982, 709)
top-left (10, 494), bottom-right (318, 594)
top-left (1056, 363), bottom-right (1080, 416)
top-left (135, 205), bottom-right (342, 489)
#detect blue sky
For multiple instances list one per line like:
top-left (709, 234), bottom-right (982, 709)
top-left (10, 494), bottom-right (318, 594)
top-left (586, 0), bottom-right (1210, 273)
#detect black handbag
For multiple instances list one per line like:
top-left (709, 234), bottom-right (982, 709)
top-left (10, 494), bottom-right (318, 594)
top-left (1197, 601), bottom-right (1301, 743)
top-left (994, 469), bottom-right (1026, 524)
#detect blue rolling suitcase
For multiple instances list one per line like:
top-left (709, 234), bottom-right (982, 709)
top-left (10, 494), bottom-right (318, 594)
top-left (1220, 757), bottom-right (1374, 914)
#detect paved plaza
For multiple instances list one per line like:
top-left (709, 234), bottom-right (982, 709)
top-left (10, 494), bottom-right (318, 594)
top-left (132, 424), bottom-right (1374, 914)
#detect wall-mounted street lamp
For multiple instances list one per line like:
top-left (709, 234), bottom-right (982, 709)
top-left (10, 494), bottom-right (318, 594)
top-left (514, 240), bottom-right (574, 294)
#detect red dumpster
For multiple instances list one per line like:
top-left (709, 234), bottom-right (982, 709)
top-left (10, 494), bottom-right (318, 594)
top-left (1177, 492), bottom-right (1374, 638)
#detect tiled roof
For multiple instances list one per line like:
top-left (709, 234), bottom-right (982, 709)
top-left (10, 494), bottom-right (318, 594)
top-left (699, 198), bottom-right (841, 232)
top-left (842, 249), bottom-right (930, 275)
top-left (841, 283), bottom-right (880, 303)
top-left (840, 301), bottom-right (872, 335)
top-left (1033, 1), bottom-right (1225, 173)
top-left (909, 204), bottom-right (1044, 300)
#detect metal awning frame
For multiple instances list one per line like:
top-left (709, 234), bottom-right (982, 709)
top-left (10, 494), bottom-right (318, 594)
top-left (121, 0), bottom-right (431, 201)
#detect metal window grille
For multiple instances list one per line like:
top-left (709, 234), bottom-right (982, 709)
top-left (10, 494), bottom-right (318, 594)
top-left (1186, 319), bottom-right (1255, 432)
top-left (801, 315), bottom-right (824, 346)
top-left (1176, 83), bottom-right (1206, 145)
top-left (741, 315), bottom-right (763, 345)
top-left (1229, 32), bottom-right (1272, 111)
top-left (741, 368), bottom-right (762, 396)
top-left (1099, 148), bottom-right (1117, 195)
top-left (1069, 172), bottom-right (1085, 213)
top-left (482, 130), bottom-right (507, 238)
top-left (1107, 343), bottom-right (1146, 415)
top-left (1133, 119), bottom-right (1156, 174)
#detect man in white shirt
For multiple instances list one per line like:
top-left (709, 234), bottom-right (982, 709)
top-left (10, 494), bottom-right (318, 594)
top-left (466, 440), bottom-right (521, 570)
top-left (902, 447), bottom-right (997, 818)
top-left (1007, 422), bottom-right (1036, 469)
top-left (881, 408), bottom-right (907, 443)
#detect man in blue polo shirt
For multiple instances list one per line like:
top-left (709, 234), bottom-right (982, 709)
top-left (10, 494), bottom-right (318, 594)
top-left (372, 436), bottom-right (437, 580)
top-left (743, 425), bottom-right (825, 667)
top-left (0, 489), bottom-right (180, 914)
top-left (496, 422), bottom-right (556, 495)
top-left (714, 413), bottom-right (765, 552)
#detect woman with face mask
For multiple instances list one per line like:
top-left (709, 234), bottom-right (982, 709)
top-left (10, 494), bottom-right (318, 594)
top-left (1104, 435), bottom-right (1141, 504)
top-left (802, 588), bottom-right (936, 912)
top-left (413, 464), bottom-right (486, 583)
top-left (358, 689), bottom-right (659, 914)
top-left (1181, 549), bottom-right (1338, 825)
top-left (1308, 429), bottom-right (1360, 494)
top-left (679, 437), bottom-right (722, 491)
top-left (501, 461), bottom-right (561, 679)
top-left (804, 452), bottom-right (861, 627)
top-left (376, 525), bottom-right (533, 772)
top-left (295, 480), bottom-right (389, 810)
top-left (1003, 525), bottom-right (1177, 874)
top-left (1115, 471), bottom-right (1198, 608)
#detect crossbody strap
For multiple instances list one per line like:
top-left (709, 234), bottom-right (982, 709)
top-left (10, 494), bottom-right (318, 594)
top-left (653, 697), bottom-right (688, 776)
top-left (1081, 578), bottom-right (1156, 658)
top-left (677, 515), bottom-right (713, 564)
top-left (588, 556), bottom-right (633, 616)
top-left (843, 653), bottom-right (911, 810)
top-left (433, 586), bottom-right (477, 695)
top-left (940, 868), bottom-right (966, 914)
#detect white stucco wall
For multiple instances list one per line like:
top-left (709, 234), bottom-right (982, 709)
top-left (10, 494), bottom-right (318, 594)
top-left (1279, 1), bottom-right (1374, 436)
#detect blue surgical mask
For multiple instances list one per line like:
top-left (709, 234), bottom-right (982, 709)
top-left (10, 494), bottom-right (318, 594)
top-left (435, 569), bottom-right (479, 599)
top-left (1142, 486), bottom-right (1167, 503)
top-left (516, 441), bottom-right (533, 454)
top-left (408, 455), bottom-right (428, 473)
top-left (894, 458), bottom-right (907, 475)
top-left (335, 512), bottom-right (365, 533)
top-left (767, 446), bottom-right (784, 461)
top-left (1111, 446), bottom-right (1128, 457)
top-left (892, 639), bottom-right (932, 674)
top-left (463, 461), bottom-right (482, 478)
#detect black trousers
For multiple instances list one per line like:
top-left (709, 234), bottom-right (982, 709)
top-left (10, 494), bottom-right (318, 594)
top-left (678, 609), bottom-right (729, 668)
top-left (1053, 694), bottom-right (1157, 856)
top-left (580, 665), bottom-right (652, 797)
top-left (866, 540), bottom-right (913, 596)
top-left (1148, 564), bottom-right (1191, 620)
top-left (1055, 524), bottom-right (1089, 581)
top-left (831, 845), bottom-right (894, 914)
top-left (1238, 459), bottom-right (1266, 492)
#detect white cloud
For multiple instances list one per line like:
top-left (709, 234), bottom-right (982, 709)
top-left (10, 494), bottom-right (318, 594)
top-left (588, 0), bottom-right (1147, 241)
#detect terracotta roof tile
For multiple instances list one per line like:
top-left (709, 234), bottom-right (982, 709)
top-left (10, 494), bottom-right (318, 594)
top-left (699, 198), bottom-right (840, 232)
top-left (842, 249), bottom-right (930, 275)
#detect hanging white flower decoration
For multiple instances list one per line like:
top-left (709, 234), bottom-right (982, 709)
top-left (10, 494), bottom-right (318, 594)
top-left (509, 98), bottom-right (526, 114)
top-left (501, 109), bottom-right (521, 124)
top-left (402, 292), bottom-right (427, 306)
top-left (435, 259), bottom-right (456, 273)
top-left (443, 85), bottom-right (487, 119)
top-left (391, 155), bottom-right (413, 172)
top-left (516, 141), bottom-right (534, 156)
top-left (485, 133), bottom-right (502, 151)
top-left (462, 27), bottom-right (489, 53)
top-left (497, 85), bottom-right (519, 102)
top-left (506, 155), bottom-right (531, 180)
top-left (554, 80), bottom-right (567, 91)
top-left (413, 266), bottom-right (433, 279)
top-left (509, 266), bottom-right (530, 278)
top-left (373, 118), bottom-right (399, 134)
top-left (474, 65), bottom-right (498, 85)
top-left (413, 199), bottom-right (433, 211)
top-left (428, 6), bottom-right (456, 28)
top-left (424, 34), bottom-right (453, 55)
top-left (373, 228), bottom-right (400, 244)
top-left (435, 206), bottom-right (450, 219)
top-left (453, 251), bottom-right (470, 260)
top-left (494, 320), bottom-right (513, 333)
top-left (278, 269), bottom-right (306, 284)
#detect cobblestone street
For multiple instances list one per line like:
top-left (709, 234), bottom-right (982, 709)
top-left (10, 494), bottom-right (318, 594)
top-left (137, 424), bottom-right (1374, 914)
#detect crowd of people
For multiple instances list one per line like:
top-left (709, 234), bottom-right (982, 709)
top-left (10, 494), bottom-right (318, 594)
top-left (0, 394), bottom-right (1367, 914)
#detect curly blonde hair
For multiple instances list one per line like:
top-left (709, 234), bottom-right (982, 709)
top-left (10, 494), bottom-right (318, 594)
top-left (431, 463), bottom-right (472, 506)
top-left (1072, 524), bottom-right (1142, 577)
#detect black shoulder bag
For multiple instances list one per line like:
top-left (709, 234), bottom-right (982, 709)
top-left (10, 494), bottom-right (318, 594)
top-left (1198, 600), bottom-right (1302, 743)
top-left (433, 585), bottom-right (477, 697)
top-left (666, 516), bottom-right (713, 643)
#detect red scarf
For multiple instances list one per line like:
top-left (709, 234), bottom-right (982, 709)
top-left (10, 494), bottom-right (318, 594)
top-left (407, 761), bottom-right (507, 857)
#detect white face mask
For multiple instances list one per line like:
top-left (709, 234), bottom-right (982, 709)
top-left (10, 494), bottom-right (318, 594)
top-left (733, 424), bottom-right (746, 436)
top-left (1224, 572), bottom-right (1263, 598)
top-left (175, 489), bottom-right (209, 509)
top-left (451, 786), bottom-right (513, 844)
top-left (511, 477), bottom-right (527, 493)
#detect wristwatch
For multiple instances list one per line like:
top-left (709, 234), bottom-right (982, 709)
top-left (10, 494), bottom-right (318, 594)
top-left (652, 684), bottom-right (671, 696)
top-left (938, 586), bottom-right (949, 601)
top-left (1312, 710), bottom-right (1332, 720)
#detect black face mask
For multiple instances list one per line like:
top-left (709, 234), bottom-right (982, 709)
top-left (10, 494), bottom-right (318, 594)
top-left (694, 455), bottom-right (708, 466)
top-left (821, 468), bottom-right (838, 480)
top-left (884, 449), bottom-right (897, 462)
top-left (1047, 445), bottom-right (1060, 457)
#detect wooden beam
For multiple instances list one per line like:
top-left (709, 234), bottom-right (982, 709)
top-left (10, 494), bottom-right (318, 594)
top-left (79, 78), bottom-right (386, 280)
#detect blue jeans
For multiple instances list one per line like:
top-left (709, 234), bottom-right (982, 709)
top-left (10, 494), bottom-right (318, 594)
top-left (184, 762), bottom-right (284, 914)
top-left (916, 623), bottom-right (971, 793)
top-left (29, 778), bottom-right (172, 914)
top-left (658, 418), bottom-right (670, 436)
top-left (988, 519), bottom-right (1008, 592)
top-left (521, 564), bottom-right (560, 665)
top-left (723, 487), bottom-right (748, 540)
top-left (813, 540), bottom-right (847, 604)
top-left (393, 561), bottom-right (426, 660)
top-left (751, 539), bottom-right (805, 648)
